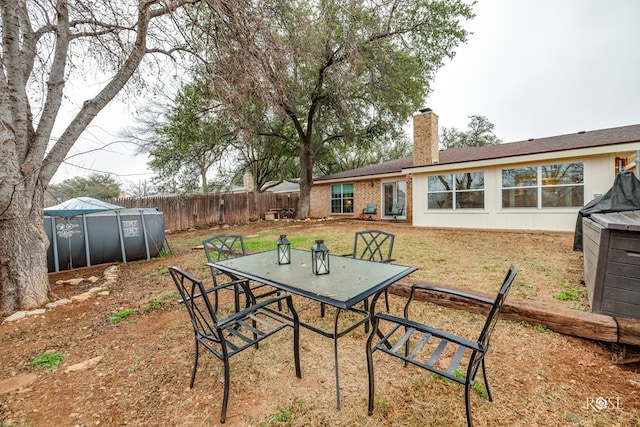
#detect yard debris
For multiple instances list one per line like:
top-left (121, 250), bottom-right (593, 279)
top-left (45, 299), bottom-right (72, 309)
top-left (56, 277), bottom-right (84, 286)
top-left (3, 265), bottom-right (119, 323)
top-left (0, 373), bottom-right (37, 394)
top-left (3, 309), bottom-right (46, 323)
top-left (64, 356), bottom-right (103, 373)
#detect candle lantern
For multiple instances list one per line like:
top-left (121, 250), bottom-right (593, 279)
top-left (311, 239), bottom-right (330, 275)
top-left (276, 235), bottom-right (291, 265)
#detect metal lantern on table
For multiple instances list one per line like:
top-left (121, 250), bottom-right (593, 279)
top-left (276, 234), bottom-right (291, 265)
top-left (311, 239), bottom-right (330, 275)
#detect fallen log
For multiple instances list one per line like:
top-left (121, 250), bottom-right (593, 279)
top-left (391, 279), bottom-right (640, 346)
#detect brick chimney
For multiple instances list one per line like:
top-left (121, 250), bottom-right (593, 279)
top-left (413, 108), bottom-right (439, 167)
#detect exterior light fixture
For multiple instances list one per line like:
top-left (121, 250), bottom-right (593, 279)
top-left (277, 235), bottom-right (291, 265)
top-left (311, 239), bottom-right (330, 275)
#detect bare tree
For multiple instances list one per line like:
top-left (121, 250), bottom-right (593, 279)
top-left (0, 0), bottom-right (199, 312)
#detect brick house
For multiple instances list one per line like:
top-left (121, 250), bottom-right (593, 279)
top-left (310, 109), bottom-right (640, 232)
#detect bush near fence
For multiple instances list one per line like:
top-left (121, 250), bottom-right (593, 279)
top-left (106, 192), bottom-right (299, 232)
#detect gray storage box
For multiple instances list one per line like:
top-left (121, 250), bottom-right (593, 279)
top-left (582, 211), bottom-right (640, 319)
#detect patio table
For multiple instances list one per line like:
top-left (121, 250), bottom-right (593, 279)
top-left (210, 248), bottom-right (417, 408)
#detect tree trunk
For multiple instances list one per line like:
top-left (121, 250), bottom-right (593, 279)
top-left (0, 183), bottom-right (49, 314)
top-left (296, 140), bottom-right (314, 219)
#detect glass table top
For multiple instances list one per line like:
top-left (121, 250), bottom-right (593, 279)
top-left (212, 249), bottom-right (417, 308)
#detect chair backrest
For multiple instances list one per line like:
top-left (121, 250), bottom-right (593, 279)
top-left (168, 266), bottom-right (221, 342)
top-left (203, 234), bottom-right (246, 262)
top-left (353, 230), bottom-right (395, 262)
top-left (477, 264), bottom-right (519, 348)
top-left (203, 234), bottom-right (246, 285)
top-left (390, 202), bottom-right (404, 215)
top-left (364, 202), bottom-right (378, 214)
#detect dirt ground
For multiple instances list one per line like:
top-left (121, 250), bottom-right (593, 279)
top-left (1, 220), bottom-right (639, 426)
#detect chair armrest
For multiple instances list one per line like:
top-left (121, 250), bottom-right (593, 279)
top-left (410, 284), bottom-right (495, 305)
top-left (178, 278), bottom-right (249, 304)
top-left (403, 284), bottom-right (494, 321)
top-left (375, 312), bottom-right (484, 352)
top-left (216, 294), bottom-right (293, 329)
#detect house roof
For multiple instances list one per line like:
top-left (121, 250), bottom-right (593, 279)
top-left (268, 181), bottom-right (300, 193)
top-left (315, 156), bottom-right (413, 181)
top-left (314, 123), bottom-right (640, 182)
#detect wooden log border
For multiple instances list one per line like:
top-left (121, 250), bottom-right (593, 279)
top-left (391, 279), bottom-right (640, 346)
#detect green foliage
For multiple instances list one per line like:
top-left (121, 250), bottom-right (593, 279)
top-left (316, 134), bottom-right (413, 176)
top-left (440, 115), bottom-right (502, 149)
top-left (49, 173), bottom-right (121, 200)
top-left (272, 406), bottom-right (292, 423)
top-left (552, 284), bottom-right (586, 301)
top-left (141, 292), bottom-right (177, 314)
top-left (31, 351), bottom-right (65, 372)
top-left (243, 234), bottom-right (341, 253)
top-left (534, 324), bottom-right (552, 333)
top-left (453, 369), bottom-right (488, 399)
top-left (432, 369), bottom-right (488, 400)
top-left (140, 80), bottom-right (238, 194)
top-left (108, 308), bottom-right (134, 323)
top-left (194, 0), bottom-right (474, 216)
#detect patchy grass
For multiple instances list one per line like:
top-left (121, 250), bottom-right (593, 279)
top-left (2, 220), bottom-right (638, 427)
top-left (30, 352), bottom-right (64, 373)
top-left (108, 308), bottom-right (134, 323)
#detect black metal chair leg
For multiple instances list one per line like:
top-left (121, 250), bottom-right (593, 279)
top-left (366, 321), bottom-right (377, 416)
top-left (481, 358), bottom-right (493, 402)
top-left (363, 299), bottom-right (370, 333)
top-left (465, 381), bottom-right (473, 427)
top-left (333, 308), bottom-right (342, 410)
top-left (233, 283), bottom-right (241, 313)
top-left (220, 358), bottom-right (231, 423)
top-left (292, 316), bottom-right (302, 378)
top-left (190, 340), bottom-right (200, 388)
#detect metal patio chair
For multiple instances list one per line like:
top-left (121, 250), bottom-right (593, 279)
top-left (169, 266), bottom-right (301, 424)
top-left (321, 230), bottom-right (395, 319)
top-left (361, 202), bottom-right (378, 220)
top-left (203, 234), bottom-right (280, 312)
top-left (366, 264), bottom-right (519, 427)
top-left (389, 202), bottom-right (405, 221)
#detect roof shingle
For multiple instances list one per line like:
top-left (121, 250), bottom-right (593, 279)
top-left (315, 123), bottom-right (640, 182)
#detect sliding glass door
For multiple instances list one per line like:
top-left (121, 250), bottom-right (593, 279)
top-left (382, 181), bottom-right (406, 219)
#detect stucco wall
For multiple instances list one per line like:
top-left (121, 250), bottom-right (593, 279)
top-left (411, 152), bottom-right (630, 232)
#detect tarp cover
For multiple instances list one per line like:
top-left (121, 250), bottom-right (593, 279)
top-left (573, 171), bottom-right (640, 251)
top-left (44, 197), bottom-right (123, 218)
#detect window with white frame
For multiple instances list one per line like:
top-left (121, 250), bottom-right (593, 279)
top-left (427, 172), bottom-right (485, 209)
top-left (331, 183), bottom-right (354, 214)
top-left (501, 162), bottom-right (584, 208)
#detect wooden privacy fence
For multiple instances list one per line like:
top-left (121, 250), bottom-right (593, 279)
top-left (107, 192), bottom-right (299, 232)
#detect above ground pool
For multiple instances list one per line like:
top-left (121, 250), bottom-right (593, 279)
top-left (44, 205), bottom-right (166, 272)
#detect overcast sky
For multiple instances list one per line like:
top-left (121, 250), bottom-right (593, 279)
top-left (426, 0), bottom-right (640, 142)
top-left (52, 0), bottom-right (640, 184)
